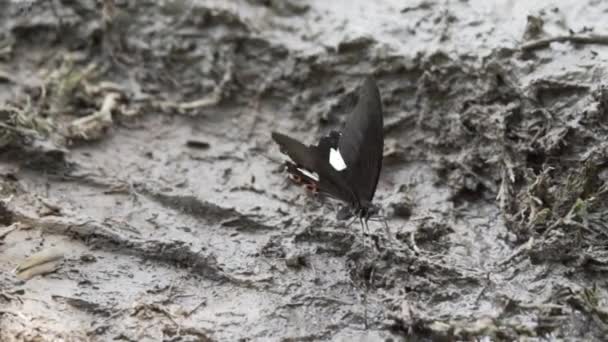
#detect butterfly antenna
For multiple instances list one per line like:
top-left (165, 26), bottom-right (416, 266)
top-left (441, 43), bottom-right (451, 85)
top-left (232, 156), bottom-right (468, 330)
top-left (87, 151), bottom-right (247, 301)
top-left (379, 216), bottom-right (393, 241)
top-left (363, 285), bottom-right (368, 329)
top-left (361, 216), bottom-right (370, 329)
top-left (368, 215), bottom-right (389, 223)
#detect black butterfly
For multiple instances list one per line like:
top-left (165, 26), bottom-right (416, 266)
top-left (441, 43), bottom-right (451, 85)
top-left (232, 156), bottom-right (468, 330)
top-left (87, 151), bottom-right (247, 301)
top-left (271, 76), bottom-right (384, 221)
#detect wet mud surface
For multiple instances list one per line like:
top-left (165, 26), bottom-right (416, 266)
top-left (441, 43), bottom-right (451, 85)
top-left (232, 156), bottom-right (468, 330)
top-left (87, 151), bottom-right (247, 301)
top-left (2, 0), bottom-right (608, 341)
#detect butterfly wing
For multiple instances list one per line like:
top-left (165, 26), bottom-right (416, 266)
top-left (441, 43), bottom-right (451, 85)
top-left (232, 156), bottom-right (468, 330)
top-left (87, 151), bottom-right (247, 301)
top-left (337, 76), bottom-right (384, 207)
top-left (271, 132), bottom-right (357, 205)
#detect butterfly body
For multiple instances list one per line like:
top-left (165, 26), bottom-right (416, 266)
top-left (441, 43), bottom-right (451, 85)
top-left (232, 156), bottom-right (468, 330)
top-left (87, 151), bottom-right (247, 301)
top-left (272, 77), bottom-right (384, 219)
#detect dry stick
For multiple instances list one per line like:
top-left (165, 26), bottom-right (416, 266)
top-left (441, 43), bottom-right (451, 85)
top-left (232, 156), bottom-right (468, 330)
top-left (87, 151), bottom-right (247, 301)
top-left (521, 34), bottom-right (608, 52)
top-left (0, 69), bottom-right (18, 84)
top-left (309, 295), bottom-right (354, 306)
top-left (456, 161), bottom-right (497, 194)
top-left (0, 223), bottom-right (18, 240)
top-left (497, 236), bottom-right (534, 267)
top-left (474, 273), bottom-right (492, 305)
top-left (68, 92), bottom-right (120, 140)
top-left (409, 231), bottom-right (421, 254)
top-left (185, 300), bottom-right (207, 317)
top-left (155, 61), bottom-right (232, 114)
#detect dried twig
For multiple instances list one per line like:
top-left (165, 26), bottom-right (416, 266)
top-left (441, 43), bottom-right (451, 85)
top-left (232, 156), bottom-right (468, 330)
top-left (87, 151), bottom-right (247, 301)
top-left (521, 34), bottom-right (608, 52)
top-left (185, 300), bottom-right (207, 317)
top-left (67, 92), bottom-right (121, 140)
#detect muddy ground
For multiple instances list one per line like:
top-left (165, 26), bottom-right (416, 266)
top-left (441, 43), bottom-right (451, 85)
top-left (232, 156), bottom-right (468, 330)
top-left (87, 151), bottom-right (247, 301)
top-left (1, 0), bottom-right (608, 341)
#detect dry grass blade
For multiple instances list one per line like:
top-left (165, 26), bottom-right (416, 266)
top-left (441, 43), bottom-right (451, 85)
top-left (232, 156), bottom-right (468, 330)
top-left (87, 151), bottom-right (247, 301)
top-left (14, 247), bottom-right (65, 280)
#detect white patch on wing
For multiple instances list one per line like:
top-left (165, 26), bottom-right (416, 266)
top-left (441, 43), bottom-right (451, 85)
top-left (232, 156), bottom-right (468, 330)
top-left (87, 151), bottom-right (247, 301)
top-left (297, 168), bottom-right (320, 181)
top-left (329, 148), bottom-right (347, 171)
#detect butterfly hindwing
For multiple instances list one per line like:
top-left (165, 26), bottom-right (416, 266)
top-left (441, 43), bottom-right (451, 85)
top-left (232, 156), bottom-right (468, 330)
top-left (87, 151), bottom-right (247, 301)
top-left (271, 132), bottom-right (356, 204)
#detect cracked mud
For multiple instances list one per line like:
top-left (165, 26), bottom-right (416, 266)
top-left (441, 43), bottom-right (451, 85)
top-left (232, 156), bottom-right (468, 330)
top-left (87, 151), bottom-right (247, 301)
top-left (2, 0), bottom-right (608, 341)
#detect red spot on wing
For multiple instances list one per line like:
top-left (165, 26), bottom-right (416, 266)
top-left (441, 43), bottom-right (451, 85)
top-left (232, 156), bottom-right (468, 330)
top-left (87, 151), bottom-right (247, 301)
top-left (305, 183), bottom-right (319, 194)
top-left (283, 162), bottom-right (320, 196)
top-left (289, 174), bottom-right (303, 184)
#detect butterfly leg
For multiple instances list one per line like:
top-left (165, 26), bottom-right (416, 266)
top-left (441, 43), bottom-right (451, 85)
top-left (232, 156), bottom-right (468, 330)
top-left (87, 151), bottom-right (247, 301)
top-left (361, 217), bottom-right (378, 251)
top-left (345, 215), bottom-right (358, 229)
top-left (359, 216), bottom-right (366, 240)
top-left (360, 215), bottom-right (372, 236)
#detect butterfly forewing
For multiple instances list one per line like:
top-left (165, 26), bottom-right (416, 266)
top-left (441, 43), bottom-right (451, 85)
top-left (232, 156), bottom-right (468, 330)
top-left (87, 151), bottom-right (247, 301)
top-left (271, 132), bottom-right (318, 172)
top-left (337, 77), bottom-right (384, 206)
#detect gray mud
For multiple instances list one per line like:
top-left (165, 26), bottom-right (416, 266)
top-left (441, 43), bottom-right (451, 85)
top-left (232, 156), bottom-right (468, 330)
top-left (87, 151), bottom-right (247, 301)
top-left (2, 0), bottom-right (608, 341)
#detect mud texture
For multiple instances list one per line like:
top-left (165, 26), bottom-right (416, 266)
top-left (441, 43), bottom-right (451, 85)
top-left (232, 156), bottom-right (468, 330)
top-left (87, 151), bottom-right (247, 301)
top-left (2, 0), bottom-right (608, 341)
